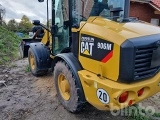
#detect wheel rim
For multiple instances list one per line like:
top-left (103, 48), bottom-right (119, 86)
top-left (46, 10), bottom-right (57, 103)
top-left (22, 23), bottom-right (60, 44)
top-left (58, 74), bottom-right (70, 101)
top-left (29, 53), bottom-right (35, 70)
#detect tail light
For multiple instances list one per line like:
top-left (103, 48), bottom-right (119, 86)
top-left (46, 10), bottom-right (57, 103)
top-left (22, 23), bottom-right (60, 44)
top-left (119, 91), bottom-right (128, 103)
top-left (128, 100), bottom-right (133, 106)
top-left (138, 88), bottom-right (144, 97)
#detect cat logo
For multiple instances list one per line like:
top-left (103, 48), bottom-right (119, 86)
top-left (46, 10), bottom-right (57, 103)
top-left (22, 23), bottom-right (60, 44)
top-left (80, 34), bottom-right (114, 62)
top-left (80, 37), bottom-right (94, 56)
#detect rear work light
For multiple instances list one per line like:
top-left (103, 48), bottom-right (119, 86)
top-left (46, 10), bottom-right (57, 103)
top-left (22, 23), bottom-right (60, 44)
top-left (119, 91), bottom-right (128, 103)
top-left (138, 88), bottom-right (144, 97)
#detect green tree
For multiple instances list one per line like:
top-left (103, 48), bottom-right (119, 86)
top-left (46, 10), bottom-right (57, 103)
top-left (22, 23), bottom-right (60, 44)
top-left (7, 19), bottom-right (18, 32)
top-left (0, 4), bottom-right (5, 25)
top-left (19, 15), bottom-right (32, 33)
top-left (2, 20), bottom-right (7, 28)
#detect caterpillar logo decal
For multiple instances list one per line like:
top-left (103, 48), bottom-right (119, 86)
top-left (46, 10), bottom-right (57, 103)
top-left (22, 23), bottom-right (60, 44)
top-left (80, 34), bottom-right (114, 63)
top-left (81, 36), bottom-right (94, 56)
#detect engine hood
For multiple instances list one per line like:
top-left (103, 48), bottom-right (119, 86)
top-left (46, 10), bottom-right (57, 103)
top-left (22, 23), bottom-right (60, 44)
top-left (79, 17), bottom-right (160, 81)
top-left (92, 17), bottom-right (160, 40)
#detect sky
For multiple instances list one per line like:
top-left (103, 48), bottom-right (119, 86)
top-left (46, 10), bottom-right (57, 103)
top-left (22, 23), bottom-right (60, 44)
top-left (0, 0), bottom-right (51, 23)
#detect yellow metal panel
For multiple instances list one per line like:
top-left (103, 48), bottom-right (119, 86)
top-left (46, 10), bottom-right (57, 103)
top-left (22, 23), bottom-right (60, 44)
top-left (78, 70), bottom-right (160, 110)
top-left (79, 44), bottom-right (120, 81)
top-left (92, 17), bottom-right (160, 39)
top-left (78, 17), bottom-right (160, 81)
top-left (79, 19), bottom-right (124, 81)
top-left (41, 29), bottom-right (52, 45)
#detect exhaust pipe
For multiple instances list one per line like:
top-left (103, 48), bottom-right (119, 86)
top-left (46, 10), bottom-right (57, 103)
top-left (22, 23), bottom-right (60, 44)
top-left (124, 0), bottom-right (130, 18)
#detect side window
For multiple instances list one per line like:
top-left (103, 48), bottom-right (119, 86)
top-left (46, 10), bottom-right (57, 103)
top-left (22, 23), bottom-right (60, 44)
top-left (83, 0), bottom-right (94, 18)
top-left (54, 0), bottom-right (69, 54)
top-left (72, 0), bottom-right (83, 26)
top-left (72, 0), bottom-right (94, 26)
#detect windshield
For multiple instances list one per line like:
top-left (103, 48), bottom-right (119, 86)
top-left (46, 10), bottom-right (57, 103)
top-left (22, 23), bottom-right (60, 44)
top-left (90, 0), bottom-right (125, 19)
top-left (72, 0), bottom-right (125, 23)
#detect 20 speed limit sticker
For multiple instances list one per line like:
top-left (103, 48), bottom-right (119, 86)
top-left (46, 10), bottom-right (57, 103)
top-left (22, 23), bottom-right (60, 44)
top-left (97, 89), bottom-right (110, 104)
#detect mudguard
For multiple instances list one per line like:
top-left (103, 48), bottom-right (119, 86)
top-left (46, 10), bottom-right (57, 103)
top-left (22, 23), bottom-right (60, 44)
top-left (29, 42), bottom-right (51, 70)
top-left (52, 53), bottom-right (86, 103)
top-left (19, 38), bottom-right (42, 58)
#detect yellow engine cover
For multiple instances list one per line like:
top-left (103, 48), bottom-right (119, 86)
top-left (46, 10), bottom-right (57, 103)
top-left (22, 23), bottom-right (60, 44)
top-left (78, 17), bottom-right (160, 81)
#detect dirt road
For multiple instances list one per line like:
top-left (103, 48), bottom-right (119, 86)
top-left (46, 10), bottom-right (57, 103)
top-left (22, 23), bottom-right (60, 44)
top-left (0, 59), bottom-right (159, 120)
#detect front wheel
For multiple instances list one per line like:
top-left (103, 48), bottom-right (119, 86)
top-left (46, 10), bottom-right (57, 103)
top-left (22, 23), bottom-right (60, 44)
top-left (54, 61), bottom-right (85, 113)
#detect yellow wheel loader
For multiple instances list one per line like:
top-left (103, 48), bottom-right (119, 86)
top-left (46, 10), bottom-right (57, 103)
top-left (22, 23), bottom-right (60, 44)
top-left (27, 0), bottom-right (160, 113)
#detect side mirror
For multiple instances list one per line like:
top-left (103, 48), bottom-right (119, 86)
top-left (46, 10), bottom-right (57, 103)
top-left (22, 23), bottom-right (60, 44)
top-left (32, 20), bottom-right (40, 25)
top-left (38, 0), bottom-right (44, 2)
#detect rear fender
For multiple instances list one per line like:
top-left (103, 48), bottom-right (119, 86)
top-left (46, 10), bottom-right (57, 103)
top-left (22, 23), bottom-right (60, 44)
top-left (29, 42), bottom-right (51, 70)
top-left (19, 38), bottom-right (42, 58)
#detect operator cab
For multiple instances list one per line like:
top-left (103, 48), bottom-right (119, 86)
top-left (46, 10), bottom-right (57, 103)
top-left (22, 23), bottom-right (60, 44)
top-left (53, 0), bottom-right (130, 55)
top-left (37, 0), bottom-right (131, 55)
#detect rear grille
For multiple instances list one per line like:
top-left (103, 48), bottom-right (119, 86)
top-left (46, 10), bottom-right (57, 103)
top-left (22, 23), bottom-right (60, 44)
top-left (134, 46), bottom-right (159, 80)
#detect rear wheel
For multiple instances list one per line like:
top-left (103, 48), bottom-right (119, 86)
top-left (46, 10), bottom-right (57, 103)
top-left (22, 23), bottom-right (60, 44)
top-left (54, 61), bottom-right (84, 113)
top-left (28, 48), bottom-right (47, 76)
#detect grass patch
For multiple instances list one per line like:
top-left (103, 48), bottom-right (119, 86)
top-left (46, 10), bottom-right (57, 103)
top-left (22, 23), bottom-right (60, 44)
top-left (25, 65), bottom-right (31, 72)
top-left (23, 34), bottom-right (29, 39)
top-left (0, 25), bottom-right (21, 65)
top-left (8, 63), bottom-right (17, 68)
top-left (127, 104), bottom-right (160, 120)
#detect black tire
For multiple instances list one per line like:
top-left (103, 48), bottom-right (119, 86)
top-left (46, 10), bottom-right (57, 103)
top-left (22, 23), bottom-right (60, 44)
top-left (28, 48), bottom-right (48, 76)
top-left (19, 45), bottom-right (24, 59)
top-left (54, 61), bottom-right (84, 113)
